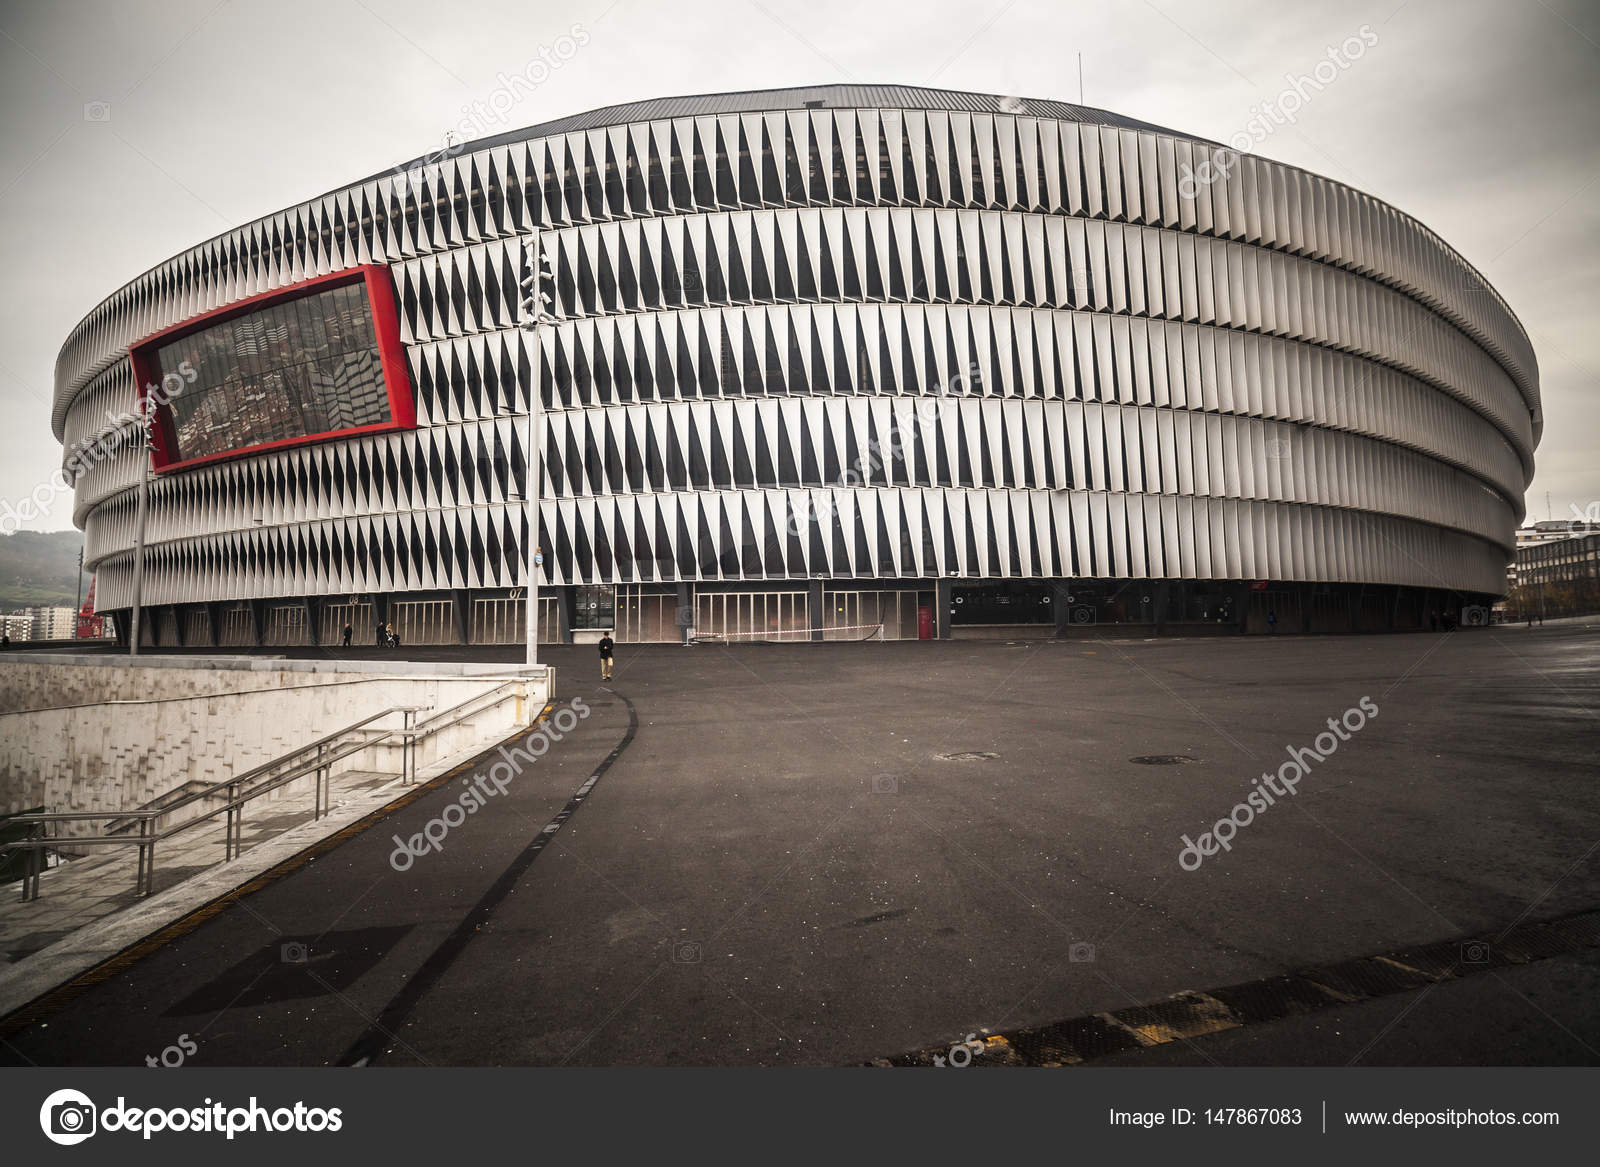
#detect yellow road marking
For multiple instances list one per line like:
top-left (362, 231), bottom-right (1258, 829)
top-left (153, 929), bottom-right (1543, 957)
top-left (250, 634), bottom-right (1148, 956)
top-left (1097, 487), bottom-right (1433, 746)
top-left (1115, 993), bottom-right (1243, 1045)
top-left (1373, 955), bottom-right (1439, 980)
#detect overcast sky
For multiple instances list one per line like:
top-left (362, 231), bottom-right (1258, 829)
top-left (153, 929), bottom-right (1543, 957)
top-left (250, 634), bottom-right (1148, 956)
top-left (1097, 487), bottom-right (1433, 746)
top-left (0, 0), bottom-right (1594, 533)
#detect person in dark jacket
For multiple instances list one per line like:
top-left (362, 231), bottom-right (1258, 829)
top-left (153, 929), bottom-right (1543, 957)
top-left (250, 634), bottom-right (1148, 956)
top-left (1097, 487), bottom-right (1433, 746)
top-left (598, 632), bottom-right (614, 680)
top-left (341, 623), bottom-right (353, 647)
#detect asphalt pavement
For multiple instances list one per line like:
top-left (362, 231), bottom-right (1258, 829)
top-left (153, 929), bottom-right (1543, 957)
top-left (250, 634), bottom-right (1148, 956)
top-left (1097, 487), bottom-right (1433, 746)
top-left (2, 621), bottom-right (1597, 1066)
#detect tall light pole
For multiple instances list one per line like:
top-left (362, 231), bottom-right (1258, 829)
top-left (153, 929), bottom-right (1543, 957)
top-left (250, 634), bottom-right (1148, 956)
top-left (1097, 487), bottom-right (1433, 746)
top-left (518, 231), bottom-right (556, 669)
top-left (73, 546), bottom-right (84, 638)
top-left (129, 394), bottom-right (153, 656)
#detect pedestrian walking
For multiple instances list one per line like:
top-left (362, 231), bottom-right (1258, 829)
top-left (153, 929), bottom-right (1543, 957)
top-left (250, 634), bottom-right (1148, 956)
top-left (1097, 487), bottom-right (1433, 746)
top-left (598, 631), bottom-right (614, 680)
top-left (375, 620), bottom-right (386, 646)
top-left (341, 622), bottom-right (353, 647)
top-left (1266, 609), bottom-right (1276, 634)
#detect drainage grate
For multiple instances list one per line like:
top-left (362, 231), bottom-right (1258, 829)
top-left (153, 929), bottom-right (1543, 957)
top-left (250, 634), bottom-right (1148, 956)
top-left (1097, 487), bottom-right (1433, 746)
top-left (1129, 755), bottom-right (1199, 766)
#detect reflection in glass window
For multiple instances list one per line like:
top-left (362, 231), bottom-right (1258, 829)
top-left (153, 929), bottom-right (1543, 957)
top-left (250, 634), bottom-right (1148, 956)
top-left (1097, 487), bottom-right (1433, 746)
top-left (156, 280), bottom-right (394, 462)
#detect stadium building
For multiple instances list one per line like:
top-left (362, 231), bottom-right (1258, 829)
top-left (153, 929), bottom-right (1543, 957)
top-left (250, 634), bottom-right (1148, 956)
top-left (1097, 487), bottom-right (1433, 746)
top-left (50, 85), bottom-right (1540, 646)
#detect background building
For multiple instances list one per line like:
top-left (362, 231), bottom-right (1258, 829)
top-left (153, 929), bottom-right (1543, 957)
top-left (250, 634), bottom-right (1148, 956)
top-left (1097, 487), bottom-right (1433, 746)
top-left (50, 86), bottom-right (1539, 646)
top-left (41, 606), bottom-right (77, 640)
top-left (1512, 529), bottom-right (1600, 619)
top-left (1507, 518), bottom-right (1598, 590)
top-left (4, 606), bottom-right (77, 642)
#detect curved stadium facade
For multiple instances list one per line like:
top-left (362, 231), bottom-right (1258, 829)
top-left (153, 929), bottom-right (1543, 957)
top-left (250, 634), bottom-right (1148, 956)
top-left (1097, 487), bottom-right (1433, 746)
top-left (52, 85), bottom-right (1540, 646)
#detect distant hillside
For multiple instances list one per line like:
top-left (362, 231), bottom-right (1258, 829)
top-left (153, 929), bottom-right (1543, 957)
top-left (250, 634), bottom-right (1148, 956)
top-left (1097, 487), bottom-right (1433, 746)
top-left (0, 531), bottom-right (90, 612)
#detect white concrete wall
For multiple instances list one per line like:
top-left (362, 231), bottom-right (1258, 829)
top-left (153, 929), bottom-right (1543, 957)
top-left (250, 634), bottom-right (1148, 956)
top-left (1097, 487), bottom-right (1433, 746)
top-left (0, 659), bottom-right (551, 838)
top-left (0, 654), bottom-right (533, 715)
top-left (0, 660), bottom-right (317, 714)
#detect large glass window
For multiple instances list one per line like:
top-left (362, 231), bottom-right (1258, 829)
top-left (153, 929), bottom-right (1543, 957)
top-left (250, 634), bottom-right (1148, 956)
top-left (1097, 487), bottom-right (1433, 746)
top-left (572, 585), bottom-right (616, 630)
top-left (154, 279), bottom-right (392, 463)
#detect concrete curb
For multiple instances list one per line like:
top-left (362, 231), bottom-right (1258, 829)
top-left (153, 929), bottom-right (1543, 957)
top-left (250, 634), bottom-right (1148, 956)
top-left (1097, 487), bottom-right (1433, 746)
top-left (873, 907), bottom-right (1600, 1067)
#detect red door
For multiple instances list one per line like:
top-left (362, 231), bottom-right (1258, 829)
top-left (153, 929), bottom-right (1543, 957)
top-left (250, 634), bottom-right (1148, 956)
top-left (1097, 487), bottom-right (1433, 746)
top-left (918, 605), bottom-right (934, 640)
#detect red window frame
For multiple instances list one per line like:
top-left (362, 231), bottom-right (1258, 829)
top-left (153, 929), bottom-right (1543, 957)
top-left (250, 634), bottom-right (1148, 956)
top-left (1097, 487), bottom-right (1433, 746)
top-left (128, 264), bottom-right (415, 474)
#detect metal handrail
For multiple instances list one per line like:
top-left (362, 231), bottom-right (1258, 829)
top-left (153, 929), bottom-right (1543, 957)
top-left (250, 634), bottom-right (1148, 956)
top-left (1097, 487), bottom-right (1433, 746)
top-left (409, 679), bottom-right (528, 737)
top-left (7, 731), bottom-right (394, 898)
top-left (137, 705), bottom-right (430, 821)
top-left (3, 680), bottom-right (531, 901)
top-left (3, 704), bottom-right (428, 833)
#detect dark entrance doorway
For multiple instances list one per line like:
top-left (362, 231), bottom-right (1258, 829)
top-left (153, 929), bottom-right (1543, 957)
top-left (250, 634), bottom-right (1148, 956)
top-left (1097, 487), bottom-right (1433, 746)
top-left (950, 582), bottom-right (1054, 625)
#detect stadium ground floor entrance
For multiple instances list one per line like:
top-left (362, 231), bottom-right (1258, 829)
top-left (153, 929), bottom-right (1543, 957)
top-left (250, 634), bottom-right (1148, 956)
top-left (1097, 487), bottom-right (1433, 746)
top-left (109, 580), bottom-right (1499, 649)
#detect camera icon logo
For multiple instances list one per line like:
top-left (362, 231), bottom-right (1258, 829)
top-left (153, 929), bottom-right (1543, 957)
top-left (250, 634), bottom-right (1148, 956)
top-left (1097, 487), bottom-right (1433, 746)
top-left (870, 774), bottom-right (899, 794)
top-left (1069, 941), bottom-right (1096, 963)
top-left (671, 940), bottom-right (702, 963)
top-left (280, 941), bottom-right (309, 964)
top-left (1461, 605), bottom-right (1489, 627)
top-left (83, 101), bottom-right (111, 123)
top-left (1070, 605), bottom-right (1097, 626)
top-left (40, 1089), bottom-right (97, 1145)
top-left (1459, 940), bottom-right (1491, 965)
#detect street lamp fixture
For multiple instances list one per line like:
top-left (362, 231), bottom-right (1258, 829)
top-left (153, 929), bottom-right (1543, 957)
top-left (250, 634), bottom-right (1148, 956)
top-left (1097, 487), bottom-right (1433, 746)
top-left (129, 393), bottom-right (154, 656)
top-left (518, 234), bottom-right (557, 669)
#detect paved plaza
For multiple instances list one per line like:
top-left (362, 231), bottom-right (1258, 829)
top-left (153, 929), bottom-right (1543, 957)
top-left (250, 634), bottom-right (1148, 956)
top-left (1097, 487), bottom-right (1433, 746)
top-left (3, 621), bottom-right (1597, 1066)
